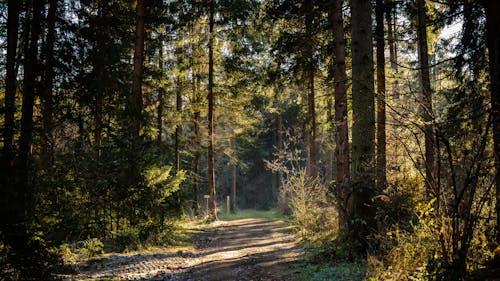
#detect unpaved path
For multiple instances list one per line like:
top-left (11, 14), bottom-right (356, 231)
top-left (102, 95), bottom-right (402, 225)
top-left (66, 218), bottom-right (301, 280)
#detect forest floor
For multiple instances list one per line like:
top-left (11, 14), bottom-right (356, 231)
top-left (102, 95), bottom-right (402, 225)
top-left (65, 212), bottom-right (302, 281)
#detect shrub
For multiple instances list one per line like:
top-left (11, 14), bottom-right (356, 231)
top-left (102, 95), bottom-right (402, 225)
top-left (80, 237), bottom-right (104, 258)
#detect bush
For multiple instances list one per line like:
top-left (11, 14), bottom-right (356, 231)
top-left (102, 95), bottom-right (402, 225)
top-left (80, 237), bottom-right (104, 258)
top-left (279, 168), bottom-right (338, 246)
top-left (113, 228), bottom-right (139, 252)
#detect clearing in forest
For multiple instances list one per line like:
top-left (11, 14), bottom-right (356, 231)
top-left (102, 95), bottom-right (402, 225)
top-left (66, 213), bottom-right (301, 281)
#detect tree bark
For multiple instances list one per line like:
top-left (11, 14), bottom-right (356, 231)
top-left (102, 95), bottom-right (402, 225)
top-left (191, 75), bottom-right (201, 216)
top-left (157, 41), bottom-right (164, 145)
top-left (330, 0), bottom-right (350, 234)
top-left (3, 0), bottom-right (20, 168)
top-left (7, 0), bottom-right (43, 276)
top-left (207, 0), bottom-right (217, 220)
top-left (485, 0), bottom-right (500, 245)
top-left (175, 79), bottom-right (182, 172)
top-left (131, 0), bottom-right (145, 137)
top-left (376, 0), bottom-right (387, 190)
top-left (350, 0), bottom-right (376, 249)
top-left (416, 0), bottom-right (435, 195)
top-left (304, 0), bottom-right (317, 178)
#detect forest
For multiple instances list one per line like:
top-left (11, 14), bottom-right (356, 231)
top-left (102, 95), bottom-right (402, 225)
top-left (1, 0), bottom-right (500, 280)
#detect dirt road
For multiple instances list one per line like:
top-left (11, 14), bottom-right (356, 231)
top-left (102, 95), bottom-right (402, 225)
top-left (68, 217), bottom-right (301, 280)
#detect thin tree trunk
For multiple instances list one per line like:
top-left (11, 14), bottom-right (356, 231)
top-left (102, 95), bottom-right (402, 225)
top-left (157, 41), bottom-right (164, 145)
top-left (191, 74), bottom-right (201, 216)
top-left (331, 0), bottom-right (350, 234)
top-left (207, 0), bottom-right (217, 220)
top-left (416, 0), bottom-right (435, 196)
top-left (131, 0), bottom-right (145, 137)
top-left (376, 0), bottom-right (386, 190)
top-left (231, 138), bottom-right (237, 212)
top-left (350, 0), bottom-right (376, 249)
top-left (485, 0), bottom-right (500, 245)
top-left (305, 0), bottom-right (317, 178)
top-left (175, 79), bottom-right (182, 172)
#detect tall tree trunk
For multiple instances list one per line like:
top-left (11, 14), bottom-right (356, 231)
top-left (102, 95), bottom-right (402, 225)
top-left (331, 0), bottom-right (350, 234)
top-left (305, 0), bottom-right (317, 178)
top-left (8, 0), bottom-right (43, 276)
top-left (175, 79), bottom-right (182, 172)
top-left (485, 0), bottom-right (500, 245)
top-left (191, 74), bottom-right (201, 216)
top-left (41, 0), bottom-right (58, 167)
top-left (3, 0), bottom-right (20, 168)
top-left (416, 0), bottom-right (435, 195)
top-left (157, 41), bottom-right (164, 145)
top-left (231, 138), bottom-right (237, 212)
top-left (207, 0), bottom-right (217, 220)
top-left (376, 0), bottom-right (386, 190)
top-left (350, 0), bottom-right (376, 249)
top-left (131, 0), bottom-right (145, 137)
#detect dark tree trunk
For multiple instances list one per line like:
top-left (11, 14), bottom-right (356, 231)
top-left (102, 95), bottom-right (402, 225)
top-left (191, 75), bottom-right (201, 216)
top-left (416, 0), bottom-right (435, 195)
top-left (131, 0), bottom-right (145, 137)
top-left (175, 79), bottom-right (182, 172)
top-left (207, 0), bottom-right (217, 220)
top-left (376, 0), bottom-right (386, 190)
top-left (350, 0), bottom-right (376, 250)
top-left (330, 0), bottom-right (350, 234)
top-left (305, 0), bottom-right (317, 178)
top-left (3, 0), bottom-right (20, 168)
top-left (7, 0), bottom-right (43, 277)
top-left (485, 0), bottom-right (500, 245)
top-left (157, 42), bottom-right (164, 145)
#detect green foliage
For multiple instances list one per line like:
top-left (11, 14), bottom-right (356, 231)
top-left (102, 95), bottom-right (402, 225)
top-left (287, 262), bottom-right (367, 281)
top-left (80, 237), bottom-right (104, 258)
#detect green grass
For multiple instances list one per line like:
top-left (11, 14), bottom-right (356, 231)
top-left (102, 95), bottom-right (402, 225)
top-left (218, 209), bottom-right (286, 221)
top-left (285, 261), bottom-right (367, 281)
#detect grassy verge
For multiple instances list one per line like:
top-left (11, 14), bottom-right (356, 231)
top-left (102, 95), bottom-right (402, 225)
top-left (284, 261), bottom-right (367, 281)
top-left (218, 209), bottom-right (287, 221)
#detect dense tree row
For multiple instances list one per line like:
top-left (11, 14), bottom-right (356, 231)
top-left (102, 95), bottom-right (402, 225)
top-left (1, 0), bottom-right (499, 279)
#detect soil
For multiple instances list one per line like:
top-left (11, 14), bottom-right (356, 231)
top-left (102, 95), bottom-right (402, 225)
top-left (64, 217), bottom-right (301, 281)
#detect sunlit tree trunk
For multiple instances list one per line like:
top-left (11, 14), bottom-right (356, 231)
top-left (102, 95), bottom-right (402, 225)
top-left (416, 0), bottom-right (435, 195)
top-left (376, 0), bottom-right (386, 190)
top-left (131, 0), bottom-right (145, 137)
top-left (207, 0), bottom-right (217, 220)
top-left (350, 0), bottom-right (376, 249)
top-left (330, 0), bottom-right (350, 234)
top-left (485, 0), bottom-right (500, 245)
